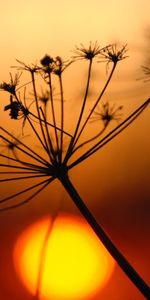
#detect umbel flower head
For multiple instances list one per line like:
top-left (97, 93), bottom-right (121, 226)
top-left (98, 44), bottom-right (128, 65)
top-left (14, 59), bottom-right (40, 74)
top-left (4, 96), bottom-right (21, 119)
top-left (91, 102), bottom-right (123, 125)
top-left (40, 55), bottom-right (54, 75)
top-left (72, 41), bottom-right (105, 61)
top-left (40, 55), bottom-right (54, 66)
top-left (0, 40), bottom-right (148, 204)
top-left (4, 94), bottom-right (30, 123)
top-left (0, 41), bottom-right (150, 300)
top-left (0, 73), bottom-right (21, 95)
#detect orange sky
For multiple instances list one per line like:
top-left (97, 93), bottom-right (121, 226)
top-left (0, 0), bottom-right (150, 69)
top-left (0, 1), bottom-right (150, 300)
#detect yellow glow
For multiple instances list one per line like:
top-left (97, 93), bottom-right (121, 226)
top-left (13, 214), bottom-right (115, 299)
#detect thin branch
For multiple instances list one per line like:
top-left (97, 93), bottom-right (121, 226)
top-left (0, 173), bottom-right (49, 183)
top-left (31, 72), bottom-right (50, 155)
top-left (64, 59), bottom-right (93, 162)
top-left (0, 177), bottom-right (54, 204)
top-left (0, 171), bottom-right (46, 174)
top-left (0, 153), bottom-right (48, 172)
top-left (0, 163), bottom-right (50, 175)
top-left (48, 73), bottom-right (60, 155)
top-left (59, 74), bottom-right (64, 163)
top-left (71, 124), bottom-right (108, 155)
top-left (80, 98), bottom-right (150, 161)
top-left (0, 127), bottom-right (49, 166)
top-left (68, 98), bottom-right (149, 169)
top-left (72, 63), bottom-right (117, 151)
top-left (40, 107), bottom-right (56, 163)
top-left (26, 116), bottom-right (51, 157)
top-left (29, 111), bottom-right (72, 138)
top-left (0, 177), bottom-right (54, 212)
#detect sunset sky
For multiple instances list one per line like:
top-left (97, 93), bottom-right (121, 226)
top-left (0, 1), bottom-right (150, 299)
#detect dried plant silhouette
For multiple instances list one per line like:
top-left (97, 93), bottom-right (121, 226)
top-left (0, 42), bottom-right (150, 299)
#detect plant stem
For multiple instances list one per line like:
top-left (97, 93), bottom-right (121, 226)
top-left (68, 98), bottom-right (149, 169)
top-left (59, 173), bottom-right (150, 299)
top-left (40, 107), bottom-right (56, 163)
top-left (0, 129), bottom-right (48, 166)
top-left (29, 111), bottom-right (72, 137)
top-left (72, 63), bottom-right (117, 150)
top-left (59, 74), bottom-right (64, 163)
top-left (64, 59), bottom-right (92, 163)
top-left (48, 73), bottom-right (60, 156)
top-left (31, 72), bottom-right (50, 155)
top-left (71, 123), bottom-right (108, 155)
top-left (64, 60), bottom-right (92, 163)
top-left (71, 60), bottom-right (93, 143)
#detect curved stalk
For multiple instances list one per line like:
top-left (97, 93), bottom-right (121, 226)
top-left (71, 123), bottom-right (108, 155)
top-left (59, 74), bottom-right (64, 162)
top-left (0, 130), bottom-right (48, 166)
top-left (68, 98), bottom-right (149, 169)
top-left (72, 59), bottom-right (93, 142)
top-left (64, 59), bottom-right (93, 163)
top-left (0, 177), bottom-right (53, 210)
top-left (31, 72), bottom-right (50, 155)
top-left (48, 73), bottom-right (60, 157)
top-left (59, 173), bottom-right (150, 299)
top-left (40, 107), bottom-right (56, 163)
top-left (29, 111), bottom-right (72, 137)
top-left (71, 63), bottom-right (117, 151)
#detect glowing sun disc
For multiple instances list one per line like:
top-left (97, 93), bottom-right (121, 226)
top-left (13, 214), bottom-right (115, 299)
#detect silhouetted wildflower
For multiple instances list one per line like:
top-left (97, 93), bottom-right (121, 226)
top-left (40, 55), bottom-right (54, 66)
top-left (72, 41), bottom-right (104, 61)
top-left (0, 42), bottom-right (149, 300)
top-left (53, 56), bottom-right (72, 76)
top-left (4, 94), bottom-right (30, 131)
top-left (91, 102), bottom-right (123, 125)
top-left (0, 133), bottom-right (30, 163)
top-left (40, 55), bottom-right (54, 75)
top-left (53, 56), bottom-right (63, 76)
top-left (4, 96), bottom-right (21, 119)
top-left (99, 44), bottom-right (128, 65)
top-left (19, 104), bottom-right (30, 130)
top-left (1, 138), bottom-right (16, 152)
top-left (14, 60), bottom-right (40, 74)
top-left (0, 73), bottom-right (21, 95)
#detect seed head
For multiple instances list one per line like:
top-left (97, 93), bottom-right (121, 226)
top-left (0, 73), bottom-right (21, 95)
top-left (14, 60), bottom-right (40, 74)
top-left (99, 44), bottom-right (128, 65)
top-left (40, 55), bottom-right (54, 75)
top-left (4, 96), bottom-right (21, 119)
top-left (72, 41), bottom-right (104, 61)
top-left (91, 102), bottom-right (123, 125)
top-left (40, 55), bottom-right (54, 66)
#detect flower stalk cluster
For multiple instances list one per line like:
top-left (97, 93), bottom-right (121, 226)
top-left (0, 42), bottom-right (150, 298)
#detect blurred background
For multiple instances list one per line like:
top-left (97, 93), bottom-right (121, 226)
top-left (0, 1), bottom-right (150, 299)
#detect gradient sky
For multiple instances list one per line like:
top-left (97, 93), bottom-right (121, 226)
top-left (0, 1), bottom-right (150, 299)
top-left (0, 0), bottom-right (150, 70)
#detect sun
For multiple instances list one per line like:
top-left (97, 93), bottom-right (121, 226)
top-left (13, 214), bottom-right (115, 299)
